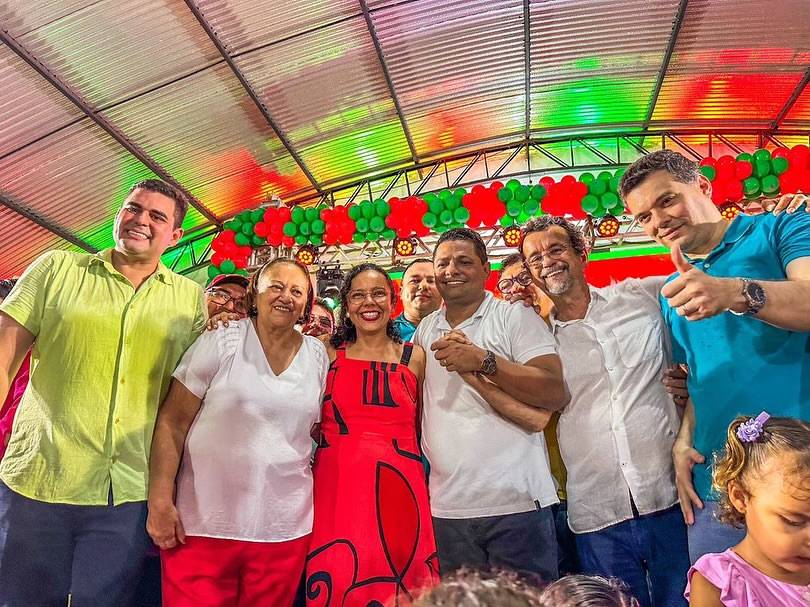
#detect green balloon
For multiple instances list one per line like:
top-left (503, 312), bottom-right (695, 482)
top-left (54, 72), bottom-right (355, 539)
top-left (613, 167), bottom-right (626, 180)
top-left (499, 215), bottom-right (515, 227)
top-left (355, 217), bottom-right (369, 233)
top-left (240, 222), bottom-right (254, 235)
top-left (234, 232), bottom-right (250, 246)
top-left (348, 205), bottom-right (362, 221)
top-left (428, 198), bottom-right (444, 215)
top-left (304, 208), bottom-right (318, 223)
top-left (761, 174), bottom-right (780, 195)
top-left (422, 212), bottom-right (437, 228)
top-left (438, 189), bottom-right (452, 201)
top-left (235, 269), bottom-right (249, 277)
top-left (440, 210), bottom-right (454, 225)
top-left (772, 156), bottom-right (789, 175)
top-left (311, 219), bottom-right (326, 235)
top-left (579, 172), bottom-right (595, 184)
top-left (736, 152), bottom-right (752, 163)
top-left (453, 188), bottom-right (467, 199)
top-left (251, 209), bottom-right (264, 223)
top-left (597, 171), bottom-right (613, 181)
top-left (310, 234), bottom-right (323, 246)
top-left (581, 194), bottom-right (599, 213)
top-left (251, 234), bottom-right (265, 246)
top-left (454, 207), bottom-right (471, 223)
top-left (365, 231), bottom-right (379, 242)
top-left (517, 211), bottom-right (530, 224)
top-left (507, 200), bottom-right (522, 217)
top-left (523, 199), bottom-right (540, 215)
top-left (299, 222), bottom-right (311, 236)
top-left (434, 225), bottom-right (448, 234)
top-left (295, 235), bottom-right (308, 246)
top-left (370, 216), bottom-right (385, 233)
top-left (752, 148), bottom-right (772, 164)
top-left (224, 219), bottom-right (241, 232)
top-left (282, 222), bottom-right (297, 237)
top-left (514, 185), bottom-right (530, 202)
top-left (498, 187), bottom-right (513, 203)
top-left (506, 179), bottom-right (521, 191)
top-left (220, 259), bottom-right (236, 274)
top-left (699, 165), bottom-right (717, 180)
top-left (423, 192), bottom-right (439, 204)
top-left (382, 229), bottom-right (396, 240)
top-left (591, 203), bottom-right (607, 218)
top-left (530, 185), bottom-right (546, 200)
top-left (374, 199), bottom-right (390, 217)
top-left (601, 192), bottom-right (620, 210)
top-left (743, 177), bottom-right (761, 198)
top-left (207, 264), bottom-right (219, 280)
top-left (237, 211), bottom-right (252, 223)
top-left (360, 200), bottom-right (375, 219)
top-left (446, 193), bottom-right (461, 211)
top-left (609, 175), bottom-right (621, 193)
top-left (353, 232), bottom-right (365, 243)
top-left (291, 207), bottom-right (306, 224)
top-left (753, 158), bottom-right (771, 178)
top-left (588, 179), bottom-right (607, 196)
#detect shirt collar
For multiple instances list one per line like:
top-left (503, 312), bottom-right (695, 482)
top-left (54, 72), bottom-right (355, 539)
top-left (88, 248), bottom-right (175, 285)
top-left (436, 291), bottom-right (493, 330)
top-left (686, 214), bottom-right (755, 263)
top-left (549, 286), bottom-right (604, 332)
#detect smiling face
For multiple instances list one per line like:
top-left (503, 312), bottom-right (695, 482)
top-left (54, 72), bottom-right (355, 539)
top-left (113, 188), bottom-right (183, 262)
top-left (433, 240), bottom-right (489, 307)
top-left (345, 269), bottom-right (395, 335)
top-left (731, 455), bottom-right (810, 582)
top-left (521, 226), bottom-right (587, 296)
top-left (400, 261), bottom-right (441, 320)
top-left (303, 303), bottom-right (335, 337)
top-left (253, 262), bottom-right (310, 329)
top-left (623, 170), bottom-right (723, 255)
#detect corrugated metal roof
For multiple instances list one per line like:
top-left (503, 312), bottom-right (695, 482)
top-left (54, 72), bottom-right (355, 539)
top-left (0, 1), bottom-right (99, 38)
top-left (0, 44), bottom-right (83, 158)
top-left (0, 206), bottom-right (77, 277)
top-left (783, 85), bottom-right (810, 124)
top-left (374, 0), bottom-right (525, 156)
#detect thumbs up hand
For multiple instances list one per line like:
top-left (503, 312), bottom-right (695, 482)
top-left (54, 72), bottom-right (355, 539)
top-left (660, 245), bottom-right (743, 321)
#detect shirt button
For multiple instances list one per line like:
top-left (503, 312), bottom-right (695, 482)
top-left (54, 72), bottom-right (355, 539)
top-left (114, 418), bottom-right (120, 424)
top-left (120, 378), bottom-right (125, 385)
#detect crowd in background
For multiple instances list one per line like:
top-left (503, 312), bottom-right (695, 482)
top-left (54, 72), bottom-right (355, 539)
top-left (0, 149), bottom-right (808, 607)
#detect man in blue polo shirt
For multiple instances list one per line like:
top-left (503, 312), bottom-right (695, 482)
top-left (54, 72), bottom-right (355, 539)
top-left (620, 150), bottom-right (810, 562)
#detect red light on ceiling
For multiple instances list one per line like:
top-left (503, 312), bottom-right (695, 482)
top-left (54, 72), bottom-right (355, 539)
top-left (295, 244), bottom-right (318, 266)
top-left (596, 215), bottom-right (620, 238)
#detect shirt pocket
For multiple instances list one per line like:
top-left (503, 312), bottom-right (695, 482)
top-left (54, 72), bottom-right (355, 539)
top-left (611, 317), bottom-right (664, 369)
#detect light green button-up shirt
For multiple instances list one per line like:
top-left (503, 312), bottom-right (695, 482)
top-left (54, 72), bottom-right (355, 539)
top-left (0, 249), bottom-right (206, 505)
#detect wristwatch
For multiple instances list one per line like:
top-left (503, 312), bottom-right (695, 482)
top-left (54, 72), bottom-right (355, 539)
top-left (730, 279), bottom-right (766, 316)
top-left (479, 349), bottom-right (497, 376)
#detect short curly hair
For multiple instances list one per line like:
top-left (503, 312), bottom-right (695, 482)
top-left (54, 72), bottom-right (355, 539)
top-left (618, 150), bottom-right (700, 202)
top-left (414, 568), bottom-right (548, 606)
top-left (519, 216), bottom-right (588, 259)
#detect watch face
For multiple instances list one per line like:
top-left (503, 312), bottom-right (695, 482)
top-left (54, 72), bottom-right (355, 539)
top-left (746, 281), bottom-right (766, 305)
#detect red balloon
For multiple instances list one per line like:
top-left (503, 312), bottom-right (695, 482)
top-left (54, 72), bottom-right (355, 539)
top-left (282, 236), bottom-right (295, 247)
top-left (539, 176), bottom-right (555, 188)
top-left (334, 204), bottom-right (349, 219)
top-left (278, 207), bottom-right (292, 223)
top-left (395, 226), bottom-right (411, 239)
top-left (779, 172), bottom-right (797, 194)
top-left (734, 161), bottom-right (753, 180)
top-left (221, 242), bottom-right (237, 258)
top-left (471, 184), bottom-right (485, 195)
top-left (788, 145), bottom-right (810, 169)
top-left (699, 157), bottom-right (717, 167)
top-left (560, 175), bottom-right (576, 185)
top-left (270, 221), bottom-right (283, 236)
top-left (710, 181), bottom-right (728, 205)
top-left (211, 252), bottom-right (225, 267)
top-left (267, 233), bottom-right (282, 247)
top-left (490, 181), bottom-right (504, 191)
top-left (323, 232), bottom-right (338, 246)
top-left (263, 208), bottom-right (278, 224)
top-left (727, 180), bottom-right (744, 201)
top-left (211, 236), bottom-right (224, 252)
top-left (239, 245), bottom-right (252, 258)
top-left (321, 208), bottom-right (334, 222)
top-left (220, 229), bottom-right (237, 243)
top-left (253, 221), bottom-right (269, 238)
top-left (233, 256), bottom-right (248, 270)
top-left (771, 147), bottom-right (790, 159)
top-left (715, 155), bottom-right (736, 178)
top-left (574, 181), bottom-right (589, 198)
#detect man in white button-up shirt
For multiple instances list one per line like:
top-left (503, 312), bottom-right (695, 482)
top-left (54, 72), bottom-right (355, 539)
top-left (414, 228), bottom-right (568, 581)
top-left (519, 216), bottom-right (690, 607)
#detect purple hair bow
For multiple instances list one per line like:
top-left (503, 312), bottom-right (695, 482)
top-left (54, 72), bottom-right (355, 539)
top-left (736, 412), bottom-right (770, 443)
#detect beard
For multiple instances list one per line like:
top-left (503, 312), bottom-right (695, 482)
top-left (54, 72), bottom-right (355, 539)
top-left (541, 265), bottom-right (572, 295)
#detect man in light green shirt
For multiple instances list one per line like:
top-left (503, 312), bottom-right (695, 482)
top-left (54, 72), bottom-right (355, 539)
top-left (0, 180), bottom-right (206, 607)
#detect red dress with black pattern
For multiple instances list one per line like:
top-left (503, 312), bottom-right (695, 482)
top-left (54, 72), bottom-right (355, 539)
top-left (305, 343), bottom-right (439, 607)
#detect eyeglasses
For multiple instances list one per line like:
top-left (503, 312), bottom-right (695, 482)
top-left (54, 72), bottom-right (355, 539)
top-left (497, 271), bottom-right (533, 294)
top-left (525, 244), bottom-right (569, 269)
top-left (206, 288), bottom-right (248, 313)
top-left (348, 289), bottom-right (389, 305)
top-left (309, 315), bottom-right (334, 330)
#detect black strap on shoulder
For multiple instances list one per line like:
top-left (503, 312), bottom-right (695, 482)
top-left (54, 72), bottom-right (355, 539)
top-left (400, 342), bottom-right (414, 366)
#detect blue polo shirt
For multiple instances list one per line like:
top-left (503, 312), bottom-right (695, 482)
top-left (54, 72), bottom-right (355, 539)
top-left (660, 212), bottom-right (810, 500)
top-left (392, 314), bottom-right (418, 342)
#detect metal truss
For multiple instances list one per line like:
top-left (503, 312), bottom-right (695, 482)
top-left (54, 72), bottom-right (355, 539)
top-left (173, 129), bottom-right (809, 275)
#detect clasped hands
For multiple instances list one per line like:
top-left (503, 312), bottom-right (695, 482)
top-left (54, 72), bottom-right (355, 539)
top-left (430, 330), bottom-right (486, 381)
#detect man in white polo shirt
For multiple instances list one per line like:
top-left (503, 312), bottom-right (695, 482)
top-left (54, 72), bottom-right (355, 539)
top-left (519, 215), bottom-right (689, 607)
top-left (413, 227), bottom-right (568, 580)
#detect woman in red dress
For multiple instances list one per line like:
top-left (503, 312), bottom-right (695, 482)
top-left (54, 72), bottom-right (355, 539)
top-left (306, 263), bottom-right (439, 607)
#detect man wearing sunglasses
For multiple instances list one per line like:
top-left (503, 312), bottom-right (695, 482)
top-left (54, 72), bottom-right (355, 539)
top-left (205, 274), bottom-right (249, 319)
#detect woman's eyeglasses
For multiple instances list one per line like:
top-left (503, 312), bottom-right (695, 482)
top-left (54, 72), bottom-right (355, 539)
top-left (206, 288), bottom-right (248, 313)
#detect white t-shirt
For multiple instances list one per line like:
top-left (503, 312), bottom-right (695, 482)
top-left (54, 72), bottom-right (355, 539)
top-left (551, 278), bottom-right (680, 533)
top-left (414, 292), bottom-right (560, 519)
top-left (172, 319), bottom-right (328, 542)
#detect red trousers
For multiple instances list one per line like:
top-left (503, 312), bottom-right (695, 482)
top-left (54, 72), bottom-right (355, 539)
top-left (161, 534), bottom-right (310, 607)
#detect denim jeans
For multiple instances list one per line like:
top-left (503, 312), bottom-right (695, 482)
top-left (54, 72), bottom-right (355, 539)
top-left (433, 507), bottom-right (559, 582)
top-left (551, 500), bottom-right (580, 575)
top-left (0, 482), bottom-right (151, 607)
top-left (574, 505), bottom-right (689, 607)
top-left (687, 500), bottom-right (746, 564)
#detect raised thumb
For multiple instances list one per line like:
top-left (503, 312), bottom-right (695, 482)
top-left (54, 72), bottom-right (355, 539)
top-left (671, 244), bottom-right (692, 274)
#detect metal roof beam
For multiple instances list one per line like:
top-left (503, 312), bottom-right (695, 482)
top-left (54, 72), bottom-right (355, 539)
top-left (770, 67), bottom-right (810, 130)
top-left (182, 0), bottom-right (322, 193)
top-left (576, 138), bottom-right (615, 164)
top-left (642, 0), bottom-right (689, 129)
top-left (359, 0), bottom-right (420, 165)
top-left (1, 192), bottom-right (97, 253)
top-left (523, 0), bottom-right (532, 141)
top-left (0, 29), bottom-right (222, 228)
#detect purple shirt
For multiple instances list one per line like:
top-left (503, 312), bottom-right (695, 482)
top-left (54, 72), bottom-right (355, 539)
top-left (686, 549), bottom-right (810, 606)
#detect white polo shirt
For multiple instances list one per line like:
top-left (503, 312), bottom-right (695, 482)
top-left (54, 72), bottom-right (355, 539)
top-left (551, 277), bottom-right (680, 533)
top-left (172, 319), bottom-right (328, 542)
top-left (414, 292), bottom-right (559, 519)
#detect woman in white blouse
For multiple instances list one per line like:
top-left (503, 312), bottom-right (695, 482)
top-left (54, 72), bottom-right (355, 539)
top-left (146, 258), bottom-right (328, 606)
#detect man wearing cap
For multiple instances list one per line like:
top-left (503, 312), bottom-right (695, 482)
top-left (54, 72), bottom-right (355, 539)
top-left (205, 274), bottom-right (249, 319)
top-left (0, 179), bottom-right (206, 606)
